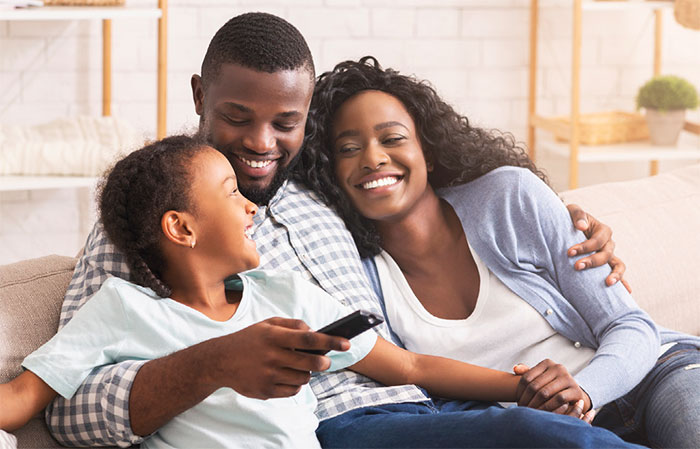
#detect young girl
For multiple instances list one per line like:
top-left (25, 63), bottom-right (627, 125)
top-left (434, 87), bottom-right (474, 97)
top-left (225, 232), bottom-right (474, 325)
top-left (0, 135), bottom-right (579, 449)
top-left (306, 57), bottom-right (700, 448)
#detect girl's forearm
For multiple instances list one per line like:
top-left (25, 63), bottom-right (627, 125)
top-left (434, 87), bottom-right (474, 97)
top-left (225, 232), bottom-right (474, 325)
top-left (411, 354), bottom-right (520, 402)
top-left (350, 338), bottom-right (520, 403)
top-left (0, 371), bottom-right (57, 431)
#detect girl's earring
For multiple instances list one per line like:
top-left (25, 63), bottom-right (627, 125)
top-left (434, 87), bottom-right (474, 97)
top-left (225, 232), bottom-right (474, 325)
top-left (426, 161), bottom-right (434, 172)
top-left (190, 240), bottom-right (196, 249)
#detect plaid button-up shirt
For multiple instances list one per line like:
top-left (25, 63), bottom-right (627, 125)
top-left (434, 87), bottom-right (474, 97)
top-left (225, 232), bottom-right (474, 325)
top-left (46, 180), bottom-right (427, 447)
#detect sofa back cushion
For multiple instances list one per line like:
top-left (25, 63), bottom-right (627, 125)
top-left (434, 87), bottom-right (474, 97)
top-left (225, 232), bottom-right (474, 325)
top-left (560, 164), bottom-right (700, 336)
top-left (0, 255), bottom-right (77, 383)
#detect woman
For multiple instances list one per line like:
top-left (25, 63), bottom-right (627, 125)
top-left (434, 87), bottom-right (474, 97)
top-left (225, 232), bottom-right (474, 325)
top-left (306, 56), bottom-right (700, 448)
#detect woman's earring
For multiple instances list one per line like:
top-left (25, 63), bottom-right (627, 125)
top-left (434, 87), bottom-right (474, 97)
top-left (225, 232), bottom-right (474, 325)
top-left (190, 240), bottom-right (196, 249)
top-left (426, 161), bottom-right (434, 172)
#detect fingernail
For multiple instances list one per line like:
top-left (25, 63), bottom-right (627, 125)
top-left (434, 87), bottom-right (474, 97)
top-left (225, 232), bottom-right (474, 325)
top-left (577, 219), bottom-right (588, 229)
top-left (569, 249), bottom-right (577, 256)
top-left (587, 409), bottom-right (597, 422)
top-left (576, 262), bottom-right (585, 270)
top-left (610, 276), bottom-right (618, 284)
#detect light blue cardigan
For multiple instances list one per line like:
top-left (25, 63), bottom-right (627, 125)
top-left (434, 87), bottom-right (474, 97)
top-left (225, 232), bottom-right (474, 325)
top-left (366, 166), bottom-right (698, 409)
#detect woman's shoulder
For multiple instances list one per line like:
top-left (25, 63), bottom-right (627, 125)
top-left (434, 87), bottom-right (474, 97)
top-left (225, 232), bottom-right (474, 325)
top-left (439, 166), bottom-right (562, 238)
top-left (440, 166), bottom-right (545, 205)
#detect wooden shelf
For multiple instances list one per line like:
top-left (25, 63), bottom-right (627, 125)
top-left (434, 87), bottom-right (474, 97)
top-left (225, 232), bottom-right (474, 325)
top-left (582, 1), bottom-right (674, 11)
top-left (0, 175), bottom-right (97, 192)
top-left (0, 1), bottom-right (167, 192)
top-left (538, 132), bottom-right (700, 163)
top-left (527, 0), bottom-right (688, 188)
top-left (0, 5), bottom-right (161, 21)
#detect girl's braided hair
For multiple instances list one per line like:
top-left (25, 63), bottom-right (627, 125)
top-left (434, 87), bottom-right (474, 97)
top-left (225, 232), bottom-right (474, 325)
top-left (98, 134), bottom-right (206, 298)
top-left (301, 56), bottom-right (548, 258)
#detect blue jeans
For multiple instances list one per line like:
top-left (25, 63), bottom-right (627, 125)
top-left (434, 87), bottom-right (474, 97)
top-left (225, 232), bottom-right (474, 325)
top-left (317, 399), bottom-right (642, 448)
top-left (594, 343), bottom-right (700, 448)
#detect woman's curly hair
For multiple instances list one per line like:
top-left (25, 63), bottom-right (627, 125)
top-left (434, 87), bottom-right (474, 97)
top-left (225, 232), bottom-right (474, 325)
top-left (98, 134), bottom-right (206, 298)
top-left (299, 56), bottom-right (548, 258)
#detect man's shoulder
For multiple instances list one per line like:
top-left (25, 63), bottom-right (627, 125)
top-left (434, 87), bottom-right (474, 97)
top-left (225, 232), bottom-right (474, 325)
top-left (80, 220), bottom-right (124, 259)
top-left (272, 180), bottom-right (346, 224)
top-left (279, 179), bottom-right (327, 206)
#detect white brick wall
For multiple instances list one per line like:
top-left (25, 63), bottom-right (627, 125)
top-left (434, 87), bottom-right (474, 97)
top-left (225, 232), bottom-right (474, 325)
top-left (1, 0), bottom-right (699, 264)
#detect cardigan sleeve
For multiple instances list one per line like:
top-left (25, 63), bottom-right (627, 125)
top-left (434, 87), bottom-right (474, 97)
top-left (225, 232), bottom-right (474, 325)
top-left (512, 168), bottom-right (660, 408)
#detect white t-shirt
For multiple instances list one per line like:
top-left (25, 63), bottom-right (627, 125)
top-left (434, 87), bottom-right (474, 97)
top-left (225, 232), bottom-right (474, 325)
top-left (0, 430), bottom-right (17, 449)
top-left (375, 249), bottom-right (595, 376)
top-left (23, 270), bottom-right (377, 449)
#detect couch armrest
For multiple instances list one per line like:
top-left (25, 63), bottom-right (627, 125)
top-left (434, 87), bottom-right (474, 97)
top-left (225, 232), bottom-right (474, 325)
top-left (0, 255), bottom-right (77, 383)
top-left (0, 255), bottom-right (78, 448)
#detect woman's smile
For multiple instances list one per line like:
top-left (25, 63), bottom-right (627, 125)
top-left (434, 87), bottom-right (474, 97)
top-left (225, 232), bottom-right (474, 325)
top-left (332, 90), bottom-right (430, 222)
top-left (355, 173), bottom-right (404, 192)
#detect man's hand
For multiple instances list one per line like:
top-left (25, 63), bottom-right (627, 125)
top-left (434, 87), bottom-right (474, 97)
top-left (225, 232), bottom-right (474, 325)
top-left (129, 317), bottom-right (350, 436)
top-left (208, 317), bottom-right (351, 399)
top-left (513, 360), bottom-right (592, 422)
top-left (565, 204), bottom-right (632, 293)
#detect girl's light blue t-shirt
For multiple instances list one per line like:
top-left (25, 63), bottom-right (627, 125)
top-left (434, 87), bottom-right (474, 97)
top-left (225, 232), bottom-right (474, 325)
top-left (23, 270), bottom-right (377, 449)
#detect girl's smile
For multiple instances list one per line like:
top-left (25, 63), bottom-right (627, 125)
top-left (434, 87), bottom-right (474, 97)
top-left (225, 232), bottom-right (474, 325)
top-left (188, 148), bottom-right (260, 277)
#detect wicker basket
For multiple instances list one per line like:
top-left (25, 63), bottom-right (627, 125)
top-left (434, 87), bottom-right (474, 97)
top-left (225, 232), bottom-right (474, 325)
top-left (552, 111), bottom-right (649, 145)
top-left (675, 0), bottom-right (700, 30)
top-left (43, 0), bottom-right (125, 5)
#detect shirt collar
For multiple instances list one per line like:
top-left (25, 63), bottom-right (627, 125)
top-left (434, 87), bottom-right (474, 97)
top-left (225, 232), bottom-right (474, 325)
top-left (254, 179), bottom-right (289, 223)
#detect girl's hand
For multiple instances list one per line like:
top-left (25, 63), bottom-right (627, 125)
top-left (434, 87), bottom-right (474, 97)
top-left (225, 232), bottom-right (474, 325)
top-left (513, 360), bottom-right (591, 419)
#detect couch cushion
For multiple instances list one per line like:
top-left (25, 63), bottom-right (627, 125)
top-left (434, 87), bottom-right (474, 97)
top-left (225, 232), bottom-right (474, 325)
top-left (13, 418), bottom-right (66, 449)
top-left (560, 164), bottom-right (700, 336)
top-left (0, 255), bottom-right (77, 383)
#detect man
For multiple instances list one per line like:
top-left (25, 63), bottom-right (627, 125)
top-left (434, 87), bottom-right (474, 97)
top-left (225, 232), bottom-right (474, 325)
top-left (48, 12), bottom-right (633, 448)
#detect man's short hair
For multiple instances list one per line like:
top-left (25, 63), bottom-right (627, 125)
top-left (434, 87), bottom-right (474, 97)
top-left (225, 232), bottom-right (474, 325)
top-left (201, 12), bottom-right (315, 87)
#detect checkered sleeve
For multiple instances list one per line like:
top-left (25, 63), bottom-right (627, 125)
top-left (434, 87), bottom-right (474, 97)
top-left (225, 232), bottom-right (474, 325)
top-left (45, 361), bottom-right (146, 447)
top-left (46, 222), bottom-right (144, 447)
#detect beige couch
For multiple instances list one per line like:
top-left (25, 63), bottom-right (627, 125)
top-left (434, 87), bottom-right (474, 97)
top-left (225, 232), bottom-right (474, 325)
top-left (1, 163), bottom-right (699, 448)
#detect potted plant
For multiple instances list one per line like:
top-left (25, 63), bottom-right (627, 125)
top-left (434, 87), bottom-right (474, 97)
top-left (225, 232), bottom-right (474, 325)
top-left (636, 75), bottom-right (699, 146)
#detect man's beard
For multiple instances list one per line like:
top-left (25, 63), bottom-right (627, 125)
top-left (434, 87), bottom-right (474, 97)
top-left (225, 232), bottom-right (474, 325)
top-left (205, 129), bottom-right (303, 206)
top-left (236, 152), bottom-right (302, 206)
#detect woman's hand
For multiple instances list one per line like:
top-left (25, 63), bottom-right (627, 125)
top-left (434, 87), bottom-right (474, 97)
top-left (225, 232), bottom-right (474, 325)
top-left (513, 360), bottom-right (594, 423)
top-left (565, 204), bottom-right (632, 293)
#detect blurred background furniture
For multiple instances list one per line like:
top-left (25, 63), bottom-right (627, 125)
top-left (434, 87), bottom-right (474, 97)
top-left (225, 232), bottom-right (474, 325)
top-left (0, 1), bottom-right (167, 193)
top-left (528, 0), bottom-right (700, 189)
